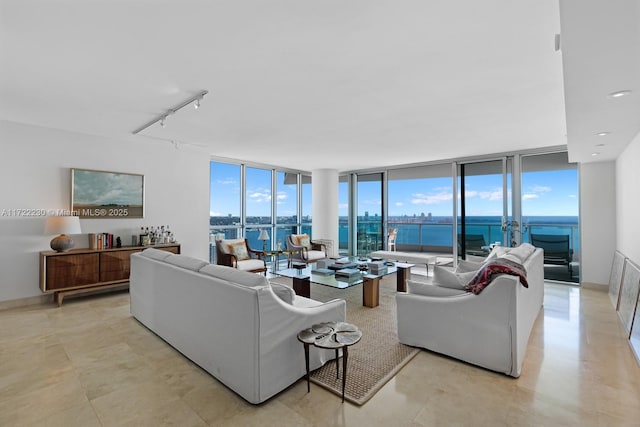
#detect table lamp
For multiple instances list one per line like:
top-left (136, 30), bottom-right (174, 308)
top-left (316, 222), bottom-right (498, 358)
top-left (258, 229), bottom-right (270, 251)
top-left (44, 216), bottom-right (82, 252)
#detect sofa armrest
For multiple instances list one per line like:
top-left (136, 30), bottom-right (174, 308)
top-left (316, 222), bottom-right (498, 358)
top-left (256, 288), bottom-right (347, 402)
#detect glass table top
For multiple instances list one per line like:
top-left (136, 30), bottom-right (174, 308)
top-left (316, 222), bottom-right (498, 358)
top-left (274, 257), bottom-right (400, 290)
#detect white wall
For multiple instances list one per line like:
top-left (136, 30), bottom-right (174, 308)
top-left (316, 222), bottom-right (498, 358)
top-left (616, 133), bottom-right (640, 265)
top-left (0, 121), bottom-right (210, 303)
top-left (579, 161), bottom-right (616, 285)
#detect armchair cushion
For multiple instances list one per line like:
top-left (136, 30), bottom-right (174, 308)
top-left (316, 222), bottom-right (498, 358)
top-left (227, 240), bottom-right (250, 260)
top-left (235, 259), bottom-right (267, 272)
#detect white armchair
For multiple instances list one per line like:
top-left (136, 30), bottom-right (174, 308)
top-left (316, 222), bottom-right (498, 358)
top-left (396, 246), bottom-right (544, 377)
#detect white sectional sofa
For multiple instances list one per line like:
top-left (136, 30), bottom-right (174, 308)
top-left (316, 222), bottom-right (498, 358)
top-left (396, 245), bottom-right (544, 377)
top-left (130, 248), bottom-right (346, 404)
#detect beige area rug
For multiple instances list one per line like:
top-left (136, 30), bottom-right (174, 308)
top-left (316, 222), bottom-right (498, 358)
top-left (271, 274), bottom-right (420, 405)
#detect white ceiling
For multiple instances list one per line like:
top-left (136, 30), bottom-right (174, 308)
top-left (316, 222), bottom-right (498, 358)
top-left (1, 1), bottom-right (637, 172)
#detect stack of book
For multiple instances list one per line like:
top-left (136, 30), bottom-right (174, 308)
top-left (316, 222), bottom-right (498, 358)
top-left (312, 268), bottom-right (335, 276)
top-left (367, 260), bottom-right (388, 275)
top-left (335, 268), bottom-right (360, 280)
top-left (88, 233), bottom-right (114, 250)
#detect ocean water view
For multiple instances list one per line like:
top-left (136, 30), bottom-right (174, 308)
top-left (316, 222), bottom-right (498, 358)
top-left (340, 215), bottom-right (579, 250)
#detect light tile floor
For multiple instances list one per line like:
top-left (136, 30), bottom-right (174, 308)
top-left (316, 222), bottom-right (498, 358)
top-left (1, 283), bottom-right (639, 426)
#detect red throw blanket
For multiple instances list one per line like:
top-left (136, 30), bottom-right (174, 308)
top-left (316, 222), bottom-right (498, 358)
top-left (466, 258), bottom-right (528, 295)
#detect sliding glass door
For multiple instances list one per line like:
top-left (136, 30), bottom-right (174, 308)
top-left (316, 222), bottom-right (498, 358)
top-left (356, 173), bottom-right (383, 256)
top-left (457, 159), bottom-right (513, 259)
top-left (521, 152), bottom-right (579, 283)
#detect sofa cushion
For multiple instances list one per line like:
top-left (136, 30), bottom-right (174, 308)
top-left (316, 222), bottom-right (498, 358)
top-left (501, 243), bottom-right (535, 263)
top-left (270, 283), bottom-right (295, 304)
top-left (164, 254), bottom-right (209, 271)
top-left (199, 264), bottom-right (268, 287)
top-left (432, 266), bottom-right (476, 290)
top-left (455, 259), bottom-right (484, 273)
top-left (139, 247), bottom-right (172, 261)
top-left (227, 241), bottom-right (250, 260)
top-left (407, 280), bottom-right (467, 297)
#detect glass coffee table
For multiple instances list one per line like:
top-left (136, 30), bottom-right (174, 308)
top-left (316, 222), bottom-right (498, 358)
top-left (274, 257), bottom-right (414, 308)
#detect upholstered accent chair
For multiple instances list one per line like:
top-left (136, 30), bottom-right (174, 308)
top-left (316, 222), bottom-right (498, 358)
top-left (530, 234), bottom-right (574, 273)
top-left (286, 234), bottom-right (328, 267)
top-left (216, 238), bottom-right (267, 274)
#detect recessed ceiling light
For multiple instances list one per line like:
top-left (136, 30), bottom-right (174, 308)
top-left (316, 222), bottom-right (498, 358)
top-left (608, 90), bottom-right (632, 98)
top-left (596, 132), bottom-right (610, 136)
top-left (591, 152), bottom-right (600, 156)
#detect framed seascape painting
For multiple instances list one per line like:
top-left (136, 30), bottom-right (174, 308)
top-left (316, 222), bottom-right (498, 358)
top-left (71, 168), bottom-right (144, 218)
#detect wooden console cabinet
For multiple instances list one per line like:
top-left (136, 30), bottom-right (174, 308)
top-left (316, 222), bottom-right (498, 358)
top-left (40, 243), bottom-right (180, 306)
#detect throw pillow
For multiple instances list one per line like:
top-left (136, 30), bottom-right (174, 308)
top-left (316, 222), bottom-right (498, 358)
top-left (455, 259), bottom-right (484, 273)
top-left (270, 282), bottom-right (295, 304)
top-left (503, 243), bottom-right (535, 263)
top-left (296, 234), bottom-right (311, 249)
top-left (485, 245), bottom-right (508, 260)
top-left (227, 241), bottom-right (249, 260)
top-left (407, 280), bottom-right (467, 297)
top-left (432, 266), bottom-right (477, 290)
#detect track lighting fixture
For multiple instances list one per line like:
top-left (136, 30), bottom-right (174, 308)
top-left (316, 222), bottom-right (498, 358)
top-left (132, 90), bottom-right (208, 134)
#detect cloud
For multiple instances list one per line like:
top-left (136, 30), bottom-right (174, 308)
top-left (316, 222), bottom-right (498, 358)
top-left (529, 185), bottom-right (552, 193)
top-left (248, 189), bottom-right (271, 203)
top-left (411, 191), bottom-right (453, 205)
top-left (522, 194), bottom-right (539, 200)
top-left (395, 202), bottom-right (404, 207)
top-left (217, 178), bottom-right (237, 185)
top-left (478, 189), bottom-right (503, 201)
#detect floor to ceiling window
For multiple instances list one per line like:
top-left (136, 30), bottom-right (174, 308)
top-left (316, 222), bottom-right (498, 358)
top-left (387, 164), bottom-right (454, 254)
top-left (457, 159), bottom-right (512, 259)
top-left (338, 175), bottom-right (349, 255)
top-left (345, 150), bottom-right (579, 284)
top-left (209, 161), bottom-right (309, 263)
top-left (245, 166), bottom-right (272, 251)
top-left (356, 173), bottom-right (383, 256)
top-left (275, 172), bottom-right (298, 251)
top-left (521, 152), bottom-right (579, 283)
top-left (209, 161), bottom-right (241, 261)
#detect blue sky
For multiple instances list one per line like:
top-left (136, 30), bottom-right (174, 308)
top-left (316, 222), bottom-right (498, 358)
top-left (211, 162), bottom-right (578, 218)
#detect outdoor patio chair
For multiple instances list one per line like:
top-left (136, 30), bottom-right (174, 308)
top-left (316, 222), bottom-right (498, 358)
top-left (530, 234), bottom-right (573, 273)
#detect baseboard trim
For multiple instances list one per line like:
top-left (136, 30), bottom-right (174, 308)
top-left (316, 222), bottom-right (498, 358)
top-left (0, 294), bottom-right (53, 311)
top-left (581, 282), bottom-right (608, 292)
